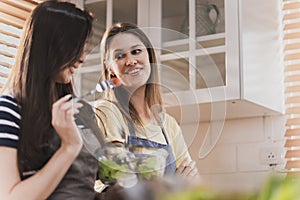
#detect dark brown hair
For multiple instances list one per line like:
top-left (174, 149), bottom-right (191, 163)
top-left (3, 0), bottom-right (93, 173)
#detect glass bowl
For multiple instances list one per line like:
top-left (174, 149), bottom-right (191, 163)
top-left (96, 144), bottom-right (168, 187)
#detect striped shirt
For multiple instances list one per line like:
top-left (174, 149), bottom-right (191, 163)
top-left (0, 95), bottom-right (20, 148)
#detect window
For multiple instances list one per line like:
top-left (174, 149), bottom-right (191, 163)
top-left (283, 0), bottom-right (300, 174)
top-left (0, 0), bottom-right (38, 89)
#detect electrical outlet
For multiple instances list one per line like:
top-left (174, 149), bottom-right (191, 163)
top-left (260, 146), bottom-right (284, 165)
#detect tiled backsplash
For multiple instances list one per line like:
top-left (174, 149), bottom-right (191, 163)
top-left (181, 115), bottom-right (286, 192)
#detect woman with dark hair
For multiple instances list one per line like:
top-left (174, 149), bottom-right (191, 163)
top-left (95, 22), bottom-right (199, 178)
top-left (0, 1), bottom-right (104, 199)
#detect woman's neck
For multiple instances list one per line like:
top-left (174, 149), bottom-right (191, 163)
top-left (130, 86), bottom-right (152, 124)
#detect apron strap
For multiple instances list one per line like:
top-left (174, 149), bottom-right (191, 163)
top-left (127, 118), bottom-right (136, 136)
top-left (161, 127), bottom-right (170, 145)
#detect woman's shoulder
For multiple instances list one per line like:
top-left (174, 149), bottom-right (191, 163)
top-left (162, 112), bottom-right (181, 132)
top-left (92, 99), bottom-right (119, 111)
top-left (0, 94), bottom-right (17, 104)
top-left (0, 93), bottom-right (20, 113)
top-left (163, 112), bottom-right (178, 124)
top-left (91, 99), bottom-right (123, 119)
top-left (0, 94), bottom-right (20, 148)
top-left (0, 94), bottom-right (20, 114)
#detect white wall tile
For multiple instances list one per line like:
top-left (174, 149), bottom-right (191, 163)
top-left (197, 144), bottom-right (237, 174)
top-left (180, 114), bottom-right (287, 192)
top-left (237, 143), bottom-right (269, 172)
top-left (264, 115), bottom-right (286, 141)
top-left (217, 117), bottom-right (265, 144)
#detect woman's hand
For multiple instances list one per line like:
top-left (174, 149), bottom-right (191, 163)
top-left (0, 95), bottom-right (84, 199)
top-left (175, 158), bottom-right (199, 178)
top-left (51, 94), bottom-right (83, 149)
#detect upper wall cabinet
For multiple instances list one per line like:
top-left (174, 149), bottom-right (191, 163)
top-left (81, 0), bottom-right (284, 122)
top-left (145, 0), bottom-right (284, 122)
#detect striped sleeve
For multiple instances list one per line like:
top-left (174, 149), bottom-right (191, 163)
top-left (0, 95), bottom-right (20, 148)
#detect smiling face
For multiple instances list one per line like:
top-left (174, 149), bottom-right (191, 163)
top-left (54, 53), bottom-right (86, 84)
top-left (106, 33), bottom-right (151, 90)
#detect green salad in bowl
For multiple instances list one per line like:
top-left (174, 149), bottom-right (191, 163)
top-left (97, 144), bottom-right (168, 186)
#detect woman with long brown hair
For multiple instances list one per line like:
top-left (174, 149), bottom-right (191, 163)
top-left (95, 22), bottom-right (199, 178)
top-left (0, 1), bottom-right (104, 199)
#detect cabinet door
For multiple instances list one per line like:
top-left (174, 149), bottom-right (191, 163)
top-left (147, 0), bottom-right (240, 106)
top-left (78, 0), bottom-right (138, 101)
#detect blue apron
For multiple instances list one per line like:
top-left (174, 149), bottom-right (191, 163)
top-left (126, 120), bottom-right (177, 175)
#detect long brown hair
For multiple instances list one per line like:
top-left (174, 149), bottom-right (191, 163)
top-left (99, 22), bottom-right (163, 125)
top-left (3, 1), bottom-right (93, 173)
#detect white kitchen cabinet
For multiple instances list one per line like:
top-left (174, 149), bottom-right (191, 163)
top-left (80, 0), bottom-right (284, 122)
top-left (145, 0), bottom-right (284, 123)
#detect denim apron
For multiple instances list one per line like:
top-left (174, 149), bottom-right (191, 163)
top-left (126, 120), bottom-right (177, 175)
